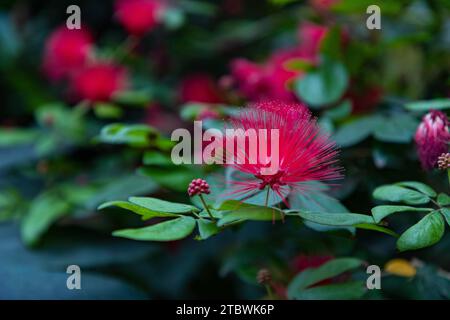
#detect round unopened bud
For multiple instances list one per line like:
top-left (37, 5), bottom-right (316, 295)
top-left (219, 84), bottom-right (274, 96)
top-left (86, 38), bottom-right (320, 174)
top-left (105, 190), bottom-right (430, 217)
top-left (187, 178), bottom-right (211, 197)
top-left (256, 268), bottom-right (272, 285)
top-left (437, 153), bottom-right (450, 170)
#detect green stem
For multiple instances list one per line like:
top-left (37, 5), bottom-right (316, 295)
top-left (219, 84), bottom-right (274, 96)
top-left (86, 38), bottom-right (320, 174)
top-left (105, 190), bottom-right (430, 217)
top-left (447, 169), bottom-right (450, 189)
top-left (264, 187), bottom-right (270, 207)
top-left (199, 194), bottom-right (215, 221)
top-left (265, 284), bottom-right (274, 300)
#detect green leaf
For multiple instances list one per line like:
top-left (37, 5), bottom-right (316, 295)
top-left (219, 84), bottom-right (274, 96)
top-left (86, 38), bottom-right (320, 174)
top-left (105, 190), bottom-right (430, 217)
top-left (289, 189), bottom-right (354, 233)
top-left (290, 281), bottom-right (366, 300)
top-left (332, 0), bottom-right (402, 14)
top-left (112, 90), bottom-right (151, 106)
top-left (93, 103), bottom-right (123, 119)
top-left (353, 223), bottom-right (399, 237)
top-left (162, 7), bottom-right (185, 30)
top-left (395, 181), bottom-right (436, 197)
top-left (113, 216), bottom-right (196, 241)
top-left (437, 193), bottom-right (450, 206)
top-left (217, 200), bottom-right (255, 211)
top-left (323, 100), bottom-right (352, 121)
top-left (196, 219), bottom-right (220, 240)
top-left (21, 192), bottom-right (70, 246)
top-left (373, 114), bottom-right (419, 143)
top-left (98, 123), bottom-right (156, 147)
top-left (283, 58), bottom-right (315, 72)
top-left (440, 208), bottom-right (450, 227)
top-left (199, 209), bottom-right (223, 219)
top-left (295, 57), bottom-right (349, 108)
top-left (397, 211), bottom-right (445, 252)
top-left (128, 197), bottom-right (199, 214)
top-left (405, 98), bottom-right (450, 111)
top-left (143, 151), bottom-right (172, 166)
top-left (0, 129), bottom-right (38, 146)
top-left (373, 185), bottom-right (430, 205)
top-left (333, 116), bottom-right (380, 147)
top-left (320, 26), bottom-right (343, 60)
top-left (371, 205), bottom-right (433, 223)
top-left (295, 211), bottom-right (375, 226)
top-left (98, 201), bottom-right (180, 220)
top-left (287, 257), bottom-right (363, 299)
top-left (217, 205), bottom-right (283, 227)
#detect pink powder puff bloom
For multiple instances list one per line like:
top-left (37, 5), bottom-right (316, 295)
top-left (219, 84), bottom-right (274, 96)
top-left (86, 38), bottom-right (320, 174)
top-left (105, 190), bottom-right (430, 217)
top-left (224, 101), bottom-right (342, 203)
top-left (415, 110), bottom-right (450, 170)
top-left (70, 62), bottom-right (128, 102)
top-left (42, 26), bottom-right (93, 81)
top-left (115, 0), bottom-right (165, 36)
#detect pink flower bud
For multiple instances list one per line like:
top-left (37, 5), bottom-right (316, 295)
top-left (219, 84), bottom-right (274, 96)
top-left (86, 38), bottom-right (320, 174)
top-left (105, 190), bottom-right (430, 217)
top-left (187, 179), bottom-right (211, 197)
top-left (415, 110), bottom-right (450, 170)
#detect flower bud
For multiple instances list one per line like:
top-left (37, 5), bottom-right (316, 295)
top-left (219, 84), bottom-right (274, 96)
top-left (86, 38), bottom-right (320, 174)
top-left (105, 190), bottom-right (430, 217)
top-left (187, 178), bottom-right (211, 197)
top-left (414, 110), bottom-right (450, 170)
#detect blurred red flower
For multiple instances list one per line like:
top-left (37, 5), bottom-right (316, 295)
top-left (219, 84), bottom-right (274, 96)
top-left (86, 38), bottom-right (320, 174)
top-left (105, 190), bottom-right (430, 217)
top-left (415, 110), bottom-right (450, 170)
top-left (230, 23), bottom-right (330, 102)
top-left (297, 22), bottom-right (328, 59)
top-left (42, 26), bottom-right (93, 81)
top-left (309, 0), bottom-right (341, 12)
top-left (345, 85), bottom-right (383, 114)
top-left (70, 62), bottom-right (128, 102)
top-left (179, 73), bottom-right (224, 104)
top-left (115, 0), bottom-right (165, 36)
top-left (291, 254), bottom-right (334, 274)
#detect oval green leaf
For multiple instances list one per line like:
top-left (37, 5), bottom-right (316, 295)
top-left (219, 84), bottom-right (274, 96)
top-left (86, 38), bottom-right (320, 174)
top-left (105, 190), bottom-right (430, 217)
top-left (296, 211), bottom-right (375, 226)
top-left (371, 205), bottom-right (433, 223)
top-left (397, 211), bottom-right (445, 252)
top-left (113, 216), bottom-right (196, 241)
top-left (295, 57), bottom-right (349, 107)
top-left (98, 201), bottom-right (180, 220)
top-left (372, 185), bottom-right (430, 205)
top-left (217, 206), bottom-right (283, 227)
top-left (129, 197), bottom-right (199, 214)
top-left (395, 181), bottom-right (436, 197)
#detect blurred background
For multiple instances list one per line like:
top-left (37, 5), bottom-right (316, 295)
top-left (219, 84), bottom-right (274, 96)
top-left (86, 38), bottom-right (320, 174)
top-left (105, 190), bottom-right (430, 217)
top-left (0, 0), bottom-right (449, 299)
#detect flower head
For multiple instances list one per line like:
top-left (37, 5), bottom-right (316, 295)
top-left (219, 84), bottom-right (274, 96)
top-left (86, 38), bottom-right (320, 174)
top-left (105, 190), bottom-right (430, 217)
top-left (115, 0), bottom-right (165, 36)
top-left (224, 101), bottom-right (342, 203)
top-left (42, 26), bottom-right (93, 81)
top-left (70, 62), bottom-right (128, 102)
top-left (415, 110), bottom-right (450, 170)
top-left (188, 178), bottom-right (211, 197)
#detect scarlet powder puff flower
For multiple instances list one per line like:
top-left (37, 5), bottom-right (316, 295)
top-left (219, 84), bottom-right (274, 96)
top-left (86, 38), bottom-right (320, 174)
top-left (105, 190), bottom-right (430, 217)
top-left (415, 110), bottom-right (450, 170)
top-left (224, 101), bottom-right (342, 203)
top-left (42, 26), bottom-right (93, 81)
top-left (179, 73), bottom-right (223, 104)
top-left (115, 0), bottom-right (165, 36)
top-left (70, 62), bottom-right (128, 102)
